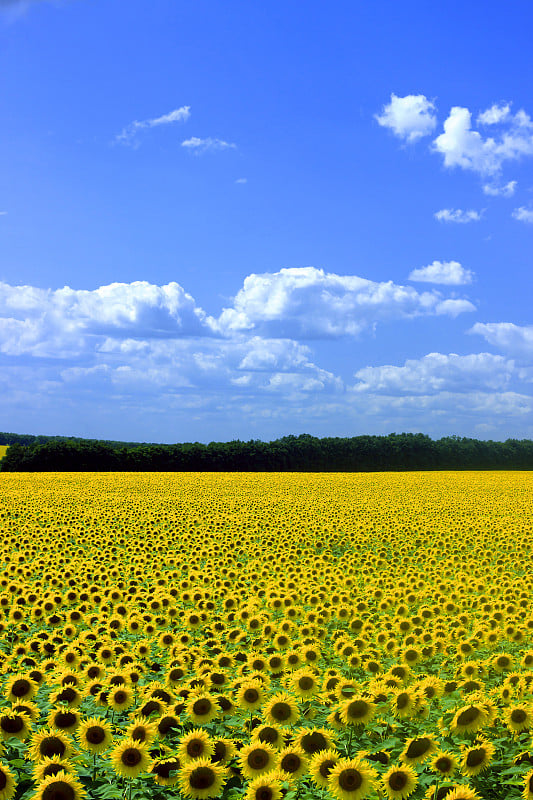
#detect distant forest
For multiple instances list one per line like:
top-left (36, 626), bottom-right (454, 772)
top-left (1, 431), bottom-right (532, 471)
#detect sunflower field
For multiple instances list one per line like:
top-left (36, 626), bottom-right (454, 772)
top-left (1, 470), bottom-right (533, 800)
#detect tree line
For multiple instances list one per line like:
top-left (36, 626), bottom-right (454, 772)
top-left (1, 432), bottom-right (532, 472)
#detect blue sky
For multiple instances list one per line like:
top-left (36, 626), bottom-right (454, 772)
top-left (1, 0), bottom-right (532, 443)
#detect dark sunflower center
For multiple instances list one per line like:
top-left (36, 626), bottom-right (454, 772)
top-left (213, 742), bottom-right (227, 761)
top-left (189, 766), bottom-right (215, 789)
top-left (280, 753), bottom-right (301, 773)
top-left (186, 739), bottom-right (205, 757)
top-left (141, 701), bottom-right (160, 717)
top-left (131, 726), bottom-right (146, 742)
top-left (300, 731), bottom-right (327, 753)
top-left (40, 737), bottom-right (66, 757)
top-left (11, 679), bottom-right (31, 697)
top-left (405, 738), bottom-right (431, 758)
top-left (271, 702), bottom-right (290, 721)
top-left (86, 726), bottom-right (106, 744)
top-left (114, 692), bottom-right (127, 704)
top-left (43, 764), bottom-right (65, 778)
top-left (457, 707), bottom-right (480, 726)
top-left (258, 727), bottom-right (278, 745)
top-left (338, 768), bottom-right (363, 790)
top-left (0, 773), bottom-right (7, 790)
top-left (154, 760), bottom-right (180, 778)
top-left (388, 771), bottom-right (407, 790)
top-left (298, 677), bottom-right (313, 691)
top-left (55, 712), bottom-right (77, 728)
top-left (158, 716), bottom-right (179, 734)
top-left (122, 748), bottom-right (142, 766)
top-left (466, 748), bottom-right (486, 767)
top-left (193, 699), bottom-right (212, 716)
top-left (244, 689), bottom-right (259, 703)
top-left (1, 716), bottom-right (24, 733)
top-left (347, 701), bottom-right (368, 719)
top-left (248, 749), bottom-right (270, 769)
top-left (396, 693), bottom-right (409, 709)
top-left (256, 788), bottom-right (274, 800)
top-left (41, 780), bottom-right (76, 800)
top-left (511, 709), bottom-right (527, 723)
top-left (436, 756), bottom-right (452, 772)
top-left (57, 688), bottom-right (76, 703)
top-left (319, 759), bottom-right (335, 778)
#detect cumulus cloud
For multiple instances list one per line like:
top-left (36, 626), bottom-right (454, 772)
top-left (408, 260), bottom-right (474, 285)
top-left (0, 280), bottom-right (209, 356)
top-left (470, 322), bottom-right (533, 356)
top-left (375, 93), bottom-right (437, 142)
top-left (434, 208), bottom-right (482, 223)
top-left (512, 206), bottom-right (533, 223)
top-left (215, 267), bottom-right (475, 339)
top-left (116, 106), bottom-right (191, 146)
top-left (433, 104), bottom-right (533, 175)
top-left (353, 352), bottom-right (515, 395)
top-left (181, 137), bottom-right (236, 153)
top-left (477, 103), bottom-right (511, 125)
top-left (482, 180), bottom-right (517, 197)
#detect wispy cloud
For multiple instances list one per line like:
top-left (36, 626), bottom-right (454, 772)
top-left (181, 136), bottom-right (236, 153)
top-left (0, 211), bottom-right (7, 216)
top-left (434, 208), bottom-right (482, 223)
top-left (235, 177), bottom-right (247, 184)
top-left (115, 106), bottom-right (191, 146)
top-left (482, 180), bottom-right (517, 197)
top-left (512, 206), bottom-right (533, 224)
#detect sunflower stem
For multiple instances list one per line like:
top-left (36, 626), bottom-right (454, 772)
top-left (92, 752), bottom-right (97, 782)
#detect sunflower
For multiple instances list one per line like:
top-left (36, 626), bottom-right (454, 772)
top-left (239, 742), bottom-right (279, 779)
top-left (444, 787), bottom-right (482, 800)
top-left (400, 735), bottom-right (437, 764)
top-left (460, 738), bottom-right (495, 777)
top-left (11, 701), bottom-right (39, 724)
top-left (77, 717), bottom-right (113, 753)
top-left (178, 729), bottom-right (215, 762)
top-left (278, 745), bottom-right (308, 780)
top-left (150, 756), bottom-right (183, 787)
top-left (46, 708), bottom-right (80, 734)
top-left (178, 758), bottom-right (227, 799)
top-left (186, 692), bottom-right (220, 725)
top-left (263, 692), bottom-right (299, 726)
top-left (0, 712), bottom-right (31, 741)
top-left (30, 729), bottom-right (73, 761)
top-left (523, 769), bottom-right (533, 800)
top-left (236, 681), bottom-right (266, 712)
top-left (390, 689), bottom-right (416, 719)
top-left (33, 756), bottom-right (74, 781)
top-left (108, 684), bottom-right (134, 713)
top-left (251, 724), bottom-right (285, 751)
top-left (430, 750), bottom-right (458, 777)
top-left (289, 668), bottom-right (319, 699)
top-left (504, 703), bottom-right (533, 733)
top-left (381, 763), bottom-right (418, 799)
top-left (125, 718), bottom-right (158, 746)
top-left (328, 757), bottom-right (378, 800)
top-left (340, 696), bottom-right (376, 727)
top-left (244, 771), bottom-right (283, 800)
top-left (450, 704), bottom-right (488, 734)
top-left (309, 748), bottom-right (340, 788)
top-left (156, 713), bottom-right (181, 739)
top-left (0, 763), bottom-right (16, 800)
top-left (4, 674), bottom-right (38, 703)
top-left (33, 772), bottom-right (85, 800)
top-left (210, 738), bottom-right (236, 764)
top-left (111, 738), bottom-right (152, 778)
top-left (49, 685), bottom-right (82, 708)
top-left (294, 727), bottom-right (335, 755)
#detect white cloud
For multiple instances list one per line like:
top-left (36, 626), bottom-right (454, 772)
top-left (181, 137), bottom-right (236, 153)
top-left (408, 260), bottom-right (474, 285)
top-left (353, 352), bottom-right (514, 395)
top-left (215, 266), bottom-right (474, 339)
top-left (0, 211), bottom-right (7, 216)
top-left (116, 106), bottom-right (191, 145)
top-left (375, 93), bottom-right (437, 142)
top-left (470, 322), bottom-right (533, 356)
top-left (482, 180), bottom-right (517, 197)
top-left (235, 178), bottom-right (247, 184)
top-left (433, 104), bottom-right (533, 175)
top-left (434, 208), bottom-right (482, 223)
top-left (477, 103), bottom-right (511, 125)
top-left (512, 206), bottom-right (533, 223)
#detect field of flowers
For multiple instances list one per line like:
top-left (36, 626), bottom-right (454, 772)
top-left (1, 470), bottom-right (533, 800)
